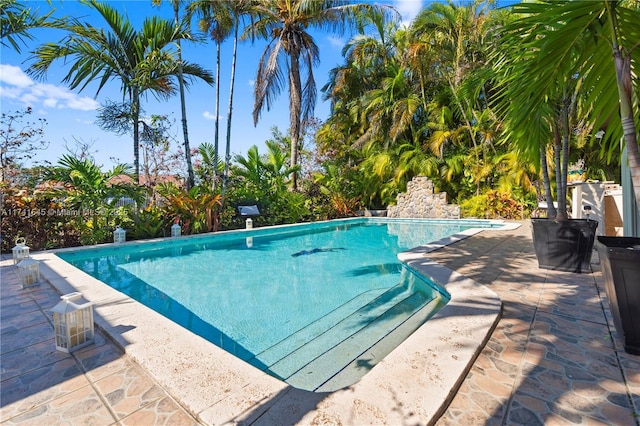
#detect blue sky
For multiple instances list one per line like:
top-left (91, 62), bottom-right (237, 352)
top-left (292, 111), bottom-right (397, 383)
top-left (1, 0), bottom-right (427, 170)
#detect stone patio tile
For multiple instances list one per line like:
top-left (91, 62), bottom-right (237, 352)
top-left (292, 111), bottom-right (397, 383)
top-left (24, 285), bottom-right (63, 310)
top-left (73, 341), bottom-right (131, 382)
top-left (0, 289), bottom-right (32, 307)
top-left (1, 382), bottom-right (116, 425)
top-left (0, 338), bottom-right (67, 381)
top-left (0, 299), bottom-right (42, 321)
top-left (515, 357), bottom-right (635, 424)
top-left (119, 397), bottom-right (199, 426)
top-left (0, 357), bottom-right (88, 420)
top-left (1, 306), bottom-right (50, 336)
top-left (0, 321), bottom-right (53, 355)
top-left (93, 363), bottom-right (165, 419)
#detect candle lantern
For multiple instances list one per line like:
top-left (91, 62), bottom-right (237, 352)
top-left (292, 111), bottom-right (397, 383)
top-left (51, 292), bottom-right (95, 353)
top-left (114, 227), bottom-right (126, 243)
top-left (171, 223), bottom-right (181, 237)
top-left (17, 257), bottom-right (40, 288)
top-left (246, 218), bottom-right (253, 229)
top-left (12, 238), bottom-right (30, 265)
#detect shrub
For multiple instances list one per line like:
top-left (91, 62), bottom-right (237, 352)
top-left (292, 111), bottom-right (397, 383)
top-left (1, 183), bottom-right (81, 252)
top-left (461, 190), bottom-right (524, 220)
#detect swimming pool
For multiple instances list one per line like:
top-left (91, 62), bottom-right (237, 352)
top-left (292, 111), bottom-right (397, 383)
top-left (57, 218), bottom-right (501, 391)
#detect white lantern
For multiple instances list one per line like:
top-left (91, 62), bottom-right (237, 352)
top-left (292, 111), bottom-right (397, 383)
top-left (114, 227), bottom-right (126, 243)
top-left (17, 257), bottom-right (40, 288)
top-left (246, 218), bottom-right (253, 229)
top-left (51, 292), bottom-right (95, 353)
top-left (171, 223), bottom-right (181, 237)
top-left (12, 238), bottom-right (30, 265)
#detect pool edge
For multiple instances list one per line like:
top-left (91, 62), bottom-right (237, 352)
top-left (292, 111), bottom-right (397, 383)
top-left (31, 220), bottom-right (516, 424)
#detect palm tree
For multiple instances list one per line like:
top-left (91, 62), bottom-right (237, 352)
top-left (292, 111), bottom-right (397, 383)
top-left (44, 154), bottom-right (143, 244)
top-left (1, 0), bottom-right (55, 53)
top-left (494, 0), bottom-right (640, 218)
top-left (152, 0), bottom-right (197, 189)
top-left (28, 0), bottom-right (213, 183)
top-left (247, 0), bottom-right (396, 190)
top-left (189, 0), bottom-right (233, 190)
top-left (410, 0), bottom-right (500, 196)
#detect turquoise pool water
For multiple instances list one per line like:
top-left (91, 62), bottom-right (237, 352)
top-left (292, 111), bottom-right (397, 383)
top-left (58, 218), bottom-right (499, 390)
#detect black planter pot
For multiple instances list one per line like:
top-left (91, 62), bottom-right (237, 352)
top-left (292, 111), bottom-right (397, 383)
top-left (531, 218), bottom-right (598, 273)
top-left (595, 236), bottom-right (640, 355)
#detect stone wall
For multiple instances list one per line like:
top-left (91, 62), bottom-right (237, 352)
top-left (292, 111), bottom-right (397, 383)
top-left (387, 176), bottom-right (460, 219)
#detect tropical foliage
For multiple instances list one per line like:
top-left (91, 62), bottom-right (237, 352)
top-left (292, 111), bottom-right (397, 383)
top-left (5, 0), bottom-right (639, 252)
top-left (27, 0), bottom-right (213, 181)
top-left (43, 155), bottom-right (144, 244)
top-left (0, 0), bottom-right (56, 52)
top-left (494, 0), bottom-right (640, 218)
top-left (157, 182), bottom-right (222, 234)
top-left (247, 0), bottom-right (396, 190)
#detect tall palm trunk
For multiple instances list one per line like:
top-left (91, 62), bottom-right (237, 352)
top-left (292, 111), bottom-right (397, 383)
top-left (132, 88), bottom-right (141, 183)
top-left (540, 144), bottom-right (557, 218)
top-left (556, 97), bottom-right (570, 221)
top-left (288, 53), bottom-right (302, 191)
top-left (212, 40), bottom-right (222, 191)
top-left (173, 3), bottom-right (195, 190)
top-left (607, 3), bottom-right (640, 212)
top-left (222, 20), bottom-right (239, 200)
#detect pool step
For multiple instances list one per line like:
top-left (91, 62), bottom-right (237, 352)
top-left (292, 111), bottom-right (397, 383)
top-left (249, 284), bottom-right (408, 369)
top-left (313, 294), bottom-right (447, 392)
top-left (256, 284), bottom-right (441, 391)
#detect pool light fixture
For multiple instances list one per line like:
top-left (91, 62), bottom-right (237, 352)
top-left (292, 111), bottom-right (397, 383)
top-left (17, 256), bottom-right (40, 288)
top-left (114, 227), bottom-right (126, 243)
top-left (12, 238), bottom-right (30, 265)
top-left (51, 292), bottom-right (95, 353)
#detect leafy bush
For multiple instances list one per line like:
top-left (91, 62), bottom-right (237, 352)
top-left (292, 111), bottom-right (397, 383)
top-left (460, 190), bottom-right (524, 220)
top-left (1, 183), bottom-right (81, 252)
top-left (128, 206), bottom-right (166, 240)
top-left (157, 183), bottom-right (222, 234)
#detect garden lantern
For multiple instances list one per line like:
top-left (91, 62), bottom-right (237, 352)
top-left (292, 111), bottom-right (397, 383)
top-left (246, 218), bottom-right (253, 229)
top-left (114, 227), bottom-right (126, 243)
top-left (171, 223), bottom-right (181, 237)
top-left (51, 292), bottom-right (94, 353)
top-left (17, 257), bottom-right (40, 288)
top-left (12, 238), bottom-right (30, 265)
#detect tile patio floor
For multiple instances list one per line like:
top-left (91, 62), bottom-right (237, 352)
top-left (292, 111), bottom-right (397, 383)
top-left (1, 221), bottom-right (639, 425)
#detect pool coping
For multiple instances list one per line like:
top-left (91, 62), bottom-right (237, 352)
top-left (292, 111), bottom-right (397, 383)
top-left (31, 219), bottom-right (519, 425)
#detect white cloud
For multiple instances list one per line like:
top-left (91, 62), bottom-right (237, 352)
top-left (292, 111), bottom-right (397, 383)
top-left (393, 0), bottom-right (425, 26)
top-left (203, 111), bottom-right (215, 120)
top-left (0, 63), bottom-right (99, 111)
top-left (0, 64), bottom-right (33, 87)
top-left (327, 36), bottom-right (344, 49)
top-left (248, 79), bottom-right (255, 88)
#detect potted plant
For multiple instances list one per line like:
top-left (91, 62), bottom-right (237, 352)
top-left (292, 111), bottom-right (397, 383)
top-left (526, 96), bottom-right (598, 273)
top-left (596, 236), bottom-right (640, 354)
top-left (495, 20), bottom-right (598, 273)
top-left (499, 1), bottom-right (640, 351)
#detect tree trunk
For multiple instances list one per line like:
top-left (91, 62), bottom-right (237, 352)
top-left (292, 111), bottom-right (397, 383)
top-left (213, 41), bottom-right (222, 191)
top-left (222, 21), bottom-right (239, 202)
top-left (613, 43), bottom-right (640, 215)
top-left (288, 53), bottom-right (302, 191)
top-left (540, 144), bottom-right (557, 219)
top-left (132, 89), bottom-right (140, 184)
top-left (556, 97), bottom-right (570, 221)
top-left (174, 3), bottom-right (194, 190)
top-left (607, 2), bottom-right (640, 221)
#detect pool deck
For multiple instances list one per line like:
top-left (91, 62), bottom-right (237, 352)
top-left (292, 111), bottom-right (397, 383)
top-left (1, 220), bottom-right (638, 425)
